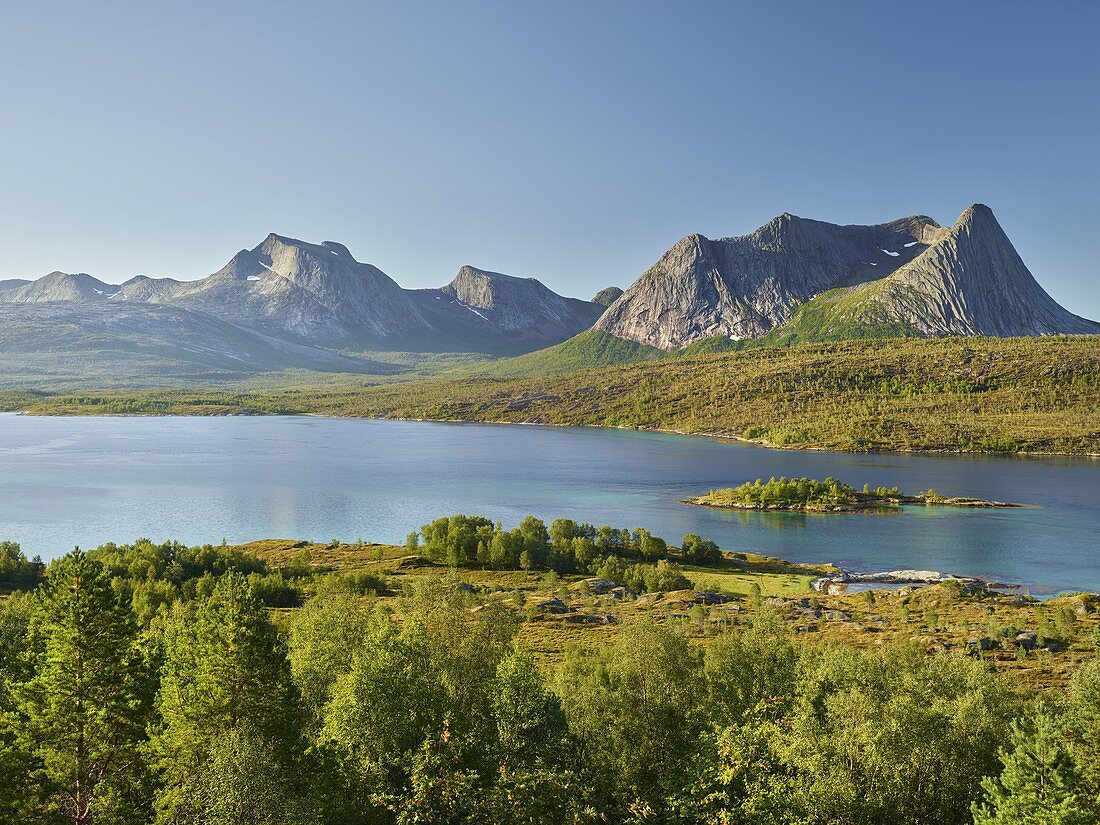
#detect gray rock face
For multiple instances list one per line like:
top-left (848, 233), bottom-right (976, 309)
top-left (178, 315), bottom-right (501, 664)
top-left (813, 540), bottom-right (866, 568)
top-left (112, 234), bottom-right (426, 342)
top-left (854, 205), bottom-right (1100, 336)
top-left (596, 206), bottom-right (1098, 349)
top-left (436, 265), bottom-right (602, 339)
top-left (591, 286), bottom-right (624, 306)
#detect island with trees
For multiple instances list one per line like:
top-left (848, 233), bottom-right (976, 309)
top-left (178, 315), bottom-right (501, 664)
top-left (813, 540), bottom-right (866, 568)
top-left (686, 476), bottom-right (1019, 512)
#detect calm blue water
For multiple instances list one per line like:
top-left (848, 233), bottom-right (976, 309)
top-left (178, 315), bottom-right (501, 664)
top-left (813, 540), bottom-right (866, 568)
top-left (1, 414), bottom-right (1098, 593)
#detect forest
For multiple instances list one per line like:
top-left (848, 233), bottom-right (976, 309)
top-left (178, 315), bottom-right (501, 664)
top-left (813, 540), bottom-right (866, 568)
top-left (1, 526), bottom-right (1099, 824)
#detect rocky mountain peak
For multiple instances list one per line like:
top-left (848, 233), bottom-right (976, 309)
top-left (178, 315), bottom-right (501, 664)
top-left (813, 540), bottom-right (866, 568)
top-left (596, 205), bottom-right (1099, 349)
top-left (443, 266), bottom-right (543, 310)
top-left (436, 265), bottom-right (603, 336)
top-left (0, 271), bottom-right (119, 303)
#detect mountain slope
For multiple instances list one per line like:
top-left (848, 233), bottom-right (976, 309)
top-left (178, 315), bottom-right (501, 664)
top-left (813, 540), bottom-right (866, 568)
top-left (0, 271), bottom-right (120, 303)
top-left (0, 279), bottom-right (30, 293)
top-left (595, 205), bottom-right (1098, 349)
top-left (460, 329), bottom-right (665, 377)
top-left (0, 302), bottom-right (393, 387)
top-left (116, 234), bottom-right (427, 343)
top-left (848, 205), bottom-right (1100, 336)
top-left (2, 234), bottom-right (602, 357)
top-left (401, 265), bottom-right (604, 354)
top-left (595, 214), bottom-right (940, 349)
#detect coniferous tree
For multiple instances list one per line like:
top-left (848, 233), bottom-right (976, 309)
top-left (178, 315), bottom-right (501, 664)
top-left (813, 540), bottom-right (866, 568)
top-left (10, 550), bottom-right (151, 825)
top-left (153, 573), bottom-right (304, 821)
top-left (1068, 658), bottom-right (1100, 803)
top-left (972, 704), bottom-right (1090, 825)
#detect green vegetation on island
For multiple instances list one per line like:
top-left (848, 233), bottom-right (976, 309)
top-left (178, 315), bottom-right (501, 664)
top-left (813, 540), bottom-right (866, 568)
top-left (688, 476), bottom-right (1017, 512)
top-left (1, 519), bottom-right (1099, 823)
top-left (6, 335), bottom-right (1100, 455)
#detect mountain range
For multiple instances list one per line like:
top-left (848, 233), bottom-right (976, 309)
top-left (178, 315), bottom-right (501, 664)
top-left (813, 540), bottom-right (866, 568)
top-left (595, 204), bottom-right (1100, 349)
top-left (0, 204), bottom-right (1096, 384)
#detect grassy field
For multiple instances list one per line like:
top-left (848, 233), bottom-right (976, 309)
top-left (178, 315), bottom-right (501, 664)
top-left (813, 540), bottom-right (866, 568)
top-left (10, 335), bottom-right (1099, 454)
top-left (241, 538), bottom-right (1100, 690)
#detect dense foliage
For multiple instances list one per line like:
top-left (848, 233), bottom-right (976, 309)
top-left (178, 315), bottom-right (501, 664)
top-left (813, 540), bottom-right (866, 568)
top-left (1, 535), bottom-right (1099, 823)
top-left (698, 476), bottom-right (869, 508)
top-left (0, 541), bottom-right (45, 588)
top-left (415, 514), bottom-right (720, 577)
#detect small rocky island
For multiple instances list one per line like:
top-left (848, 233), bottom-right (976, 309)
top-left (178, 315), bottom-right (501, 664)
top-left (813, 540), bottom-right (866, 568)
top-left (685, 476), bottom-right (1019, 512)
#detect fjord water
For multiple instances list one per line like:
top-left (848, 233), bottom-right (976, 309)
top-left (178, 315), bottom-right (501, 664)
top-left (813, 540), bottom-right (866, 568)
top-left (1, 414), bottom-right (1097, 593)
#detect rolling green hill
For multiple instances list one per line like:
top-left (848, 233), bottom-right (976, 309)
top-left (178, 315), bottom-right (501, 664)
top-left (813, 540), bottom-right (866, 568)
top-left (455, 329), bottom-right (665, 377)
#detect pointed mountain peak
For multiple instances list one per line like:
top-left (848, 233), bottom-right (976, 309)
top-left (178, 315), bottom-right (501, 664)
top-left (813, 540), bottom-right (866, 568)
top-left (954, 203), bottom-right (1001, 231)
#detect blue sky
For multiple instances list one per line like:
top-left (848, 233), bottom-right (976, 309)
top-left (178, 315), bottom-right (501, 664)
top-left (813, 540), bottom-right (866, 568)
top-left (1, 1), bottom-right (1097, 317)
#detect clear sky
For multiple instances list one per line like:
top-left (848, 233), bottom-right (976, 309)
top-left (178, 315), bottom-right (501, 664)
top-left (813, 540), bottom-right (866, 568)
top-left (1, 1), bottom-right (1097, 317)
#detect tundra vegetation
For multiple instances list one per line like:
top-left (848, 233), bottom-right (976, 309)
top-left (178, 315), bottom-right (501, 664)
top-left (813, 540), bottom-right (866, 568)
top-left (6, 335), bottom-right (1099, 454)
top-left (1, 517), bottom-right (1099, 824)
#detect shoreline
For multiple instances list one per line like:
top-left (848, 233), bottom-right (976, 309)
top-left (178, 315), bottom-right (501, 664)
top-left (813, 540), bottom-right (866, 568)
top-left (5, 408), bottom-right (1100, 460)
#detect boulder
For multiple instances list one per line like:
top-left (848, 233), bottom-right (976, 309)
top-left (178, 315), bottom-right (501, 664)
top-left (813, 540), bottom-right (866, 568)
top-left (572, 578), bottom-right (623, 596)
top-left (536, 598), bottom-right (573, 615)
top-left (694, 591), bottom-right (733, 605)
top-left (563, 612), bottom-right (618, 625)
top-left (966, 636), bottom-right (996, 654)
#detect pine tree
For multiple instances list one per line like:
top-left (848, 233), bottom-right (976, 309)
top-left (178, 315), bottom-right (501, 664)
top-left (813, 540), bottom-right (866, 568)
top-left (972, 704), bottom-right (1090, 825)
top-left (153, 573), bottom-right (304, 820)
top-left (10, 550), bottom-right (150, 825)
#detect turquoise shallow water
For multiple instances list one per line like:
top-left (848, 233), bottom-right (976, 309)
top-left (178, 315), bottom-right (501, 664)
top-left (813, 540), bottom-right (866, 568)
top-left (1, 414), bottom-right (1098, 593)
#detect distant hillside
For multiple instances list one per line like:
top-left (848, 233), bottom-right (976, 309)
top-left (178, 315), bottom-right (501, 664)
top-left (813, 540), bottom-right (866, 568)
top-left (0, 303), bottom-right (392, 387)
top-left (316, 336), bottom-right (1100, 454)
top-left (0, 278), bottom-right (30, 293)
top-left (14, 336), bottom-right (1100, 455)
top-left (460, 329), bottom-right (664, 377)
top-left (0, 234), bottom-right (606, 383)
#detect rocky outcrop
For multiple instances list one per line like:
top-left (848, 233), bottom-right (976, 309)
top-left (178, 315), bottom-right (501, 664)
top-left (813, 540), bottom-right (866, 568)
top-left (591, 286), bottom-right (623, 306)
top-left (596, 206), bottom-right (1098, 349)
